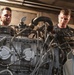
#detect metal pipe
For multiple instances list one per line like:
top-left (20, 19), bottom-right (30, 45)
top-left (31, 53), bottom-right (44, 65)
top-left (0, 1), bottom-right (74, 12)
top-left (0, 1), bottom-right (61, 11)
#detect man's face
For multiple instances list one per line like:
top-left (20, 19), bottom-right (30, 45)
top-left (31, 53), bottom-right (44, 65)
top-left (58, 13), bottom-right (70, 28)
top-left (0, 9), bottom-right (12, 26)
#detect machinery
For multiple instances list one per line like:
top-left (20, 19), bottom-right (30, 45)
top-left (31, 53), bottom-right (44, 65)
top-left (0, 16), bottom-right (74, 75)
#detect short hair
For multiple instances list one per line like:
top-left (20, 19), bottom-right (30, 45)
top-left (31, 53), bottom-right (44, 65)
top-left (60, 8), bottom-right (71, 16)
top-left (0, 7), bottom-right (12, 14)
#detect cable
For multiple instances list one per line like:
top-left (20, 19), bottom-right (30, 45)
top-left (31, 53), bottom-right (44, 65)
top-left (0, 69), bottom-right (13, 75)
top-left (30, 38), bottom-right (54, 75)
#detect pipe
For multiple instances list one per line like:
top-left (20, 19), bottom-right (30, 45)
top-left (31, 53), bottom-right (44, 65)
top-left (0, 1), bottom-right (74, 12)
top-left (0, 1), bottom-right (61, 12)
